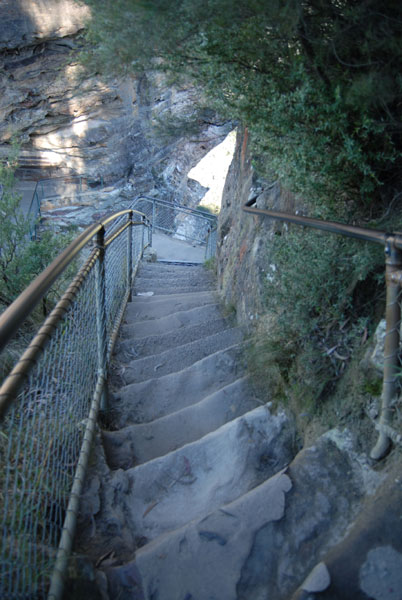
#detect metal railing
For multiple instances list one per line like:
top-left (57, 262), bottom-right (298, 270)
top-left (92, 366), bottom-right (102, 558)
top-left (131, 196), bottom-right (217, 257)
top-left (27, 185), bottom-right (218, 257)
top-left (205, 224), bottom-right (218, 261)
top-left (0, 209), bottom-right (150, 600)
top-left (243, 201), bottom-right (402, 461)
top-left (27, 176), bottom-right (104, 240)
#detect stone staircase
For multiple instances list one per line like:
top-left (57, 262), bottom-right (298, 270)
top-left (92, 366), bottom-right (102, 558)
top-left (75, 259), bottom-right (387, 600)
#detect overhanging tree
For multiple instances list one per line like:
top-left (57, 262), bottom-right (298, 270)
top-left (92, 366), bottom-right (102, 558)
top-left (81, 0), bottom-right (402, 217)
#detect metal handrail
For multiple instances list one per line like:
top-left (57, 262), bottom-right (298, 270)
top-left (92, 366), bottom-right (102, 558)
top-left (205, 222), bottom-right (218, 261)
top-left (0, 206), bottom-right (150, 600)
top-left (131, 195), bottom-right (218, 256)
top-left (243, 201), bottom-right (402, 460)
top-left (243, 203), bottom-right (394, 245)
top-left (135, 195), bottom-right (217, 221)
top-left (0, 209), bottom-right (146, 355)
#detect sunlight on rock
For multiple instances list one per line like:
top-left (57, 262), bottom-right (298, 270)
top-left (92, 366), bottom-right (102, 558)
top-left (188, 129), bottom-right (236, 213)
top-left (21, 0), bottom-right (90, 38)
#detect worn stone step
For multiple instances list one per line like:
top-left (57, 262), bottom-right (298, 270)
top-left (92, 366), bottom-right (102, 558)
top-left (116, 315), bottom-right (232, 361)
top-left (103, 431), bottom-right (375, 600)
top-left (138, 263), bottom-right (208, 278)
top-left (134, 272), bottom-right (213, 287)
top-left (134, 284), bottom-right (213, 296)
top-left (117, 406), bottom-right (294, 544)
top-left (121, 327), bottom-right (243, 384)
top-left (105, 469), bottom-right (292, 600)
top-left (119, 303), bottom-right (223, 339)
top-left (125, 291), bottom-right (216, 322)
top-left (102, 377), bottom-right (260, 467)
top-left (134, 272), bottom-right (214, 291)
top-left (110, 345), bottom-right (244, 428)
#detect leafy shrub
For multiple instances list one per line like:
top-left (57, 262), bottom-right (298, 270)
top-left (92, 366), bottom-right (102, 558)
top-left (251, 225), bottom-right (385, 412)
top-left (81, 0), bottom-right (402, 214)
top-left (0, 146), bottom-right (76, 379)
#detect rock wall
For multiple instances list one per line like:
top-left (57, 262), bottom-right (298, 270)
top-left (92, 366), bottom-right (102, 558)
top-left (0, 0), bottom-right (231, 216)
top-left (217, 127), bottom-right (298, 328)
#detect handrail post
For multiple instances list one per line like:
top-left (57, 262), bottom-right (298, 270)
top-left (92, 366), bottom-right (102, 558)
top-left (141, 215), bottom-right (146, 249)
top-left (147, 211), bottom-right (153, 247)
top-left (95, 227), bottom-right (108, 411)
top-left (127, 211), bottom-right (133, 302)
top-left (371, 238), bottom-right (402, 459)
top-left (205, 225), bottom-right (211, 260)
top-left (152, 198), bottom-right (156, 230)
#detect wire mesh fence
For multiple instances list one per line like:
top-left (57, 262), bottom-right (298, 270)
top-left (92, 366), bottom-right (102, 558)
top-left (132, 196), bottom-right (217, 249)
top-left (27, 177), bottom-right (104, 240)
top-left (205, 226), bottom-right (217, 261)
top-left (0, 212), bottom-right (149, 599)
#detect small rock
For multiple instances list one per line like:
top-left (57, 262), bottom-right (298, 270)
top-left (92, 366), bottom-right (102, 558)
top-left (143, 247), bottom-right (157, 262)
top-left (370, 319), bottom-right (387, 372)
top-left (301, 562), bottom-right (331, 592)
top-left (360, 546), bottom-right (402, 600)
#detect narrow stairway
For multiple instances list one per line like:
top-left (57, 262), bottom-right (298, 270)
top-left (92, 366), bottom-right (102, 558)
top-left (76, 259), bottom-right (382, 600)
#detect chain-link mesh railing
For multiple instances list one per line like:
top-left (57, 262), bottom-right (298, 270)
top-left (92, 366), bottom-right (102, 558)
top-left (27, 176), bottom-right (104, 240)
top-left (205, 226), bottom-right (217, 262)
top-left (131, 196), bottom-right (217, 254)
top-left (0, 210), bottom-right (149, 600)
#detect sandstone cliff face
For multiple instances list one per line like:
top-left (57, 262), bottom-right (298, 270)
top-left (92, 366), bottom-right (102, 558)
top-left (0, 0), bottom-right (230, 215)
top-left (217, 127), bottom-right (298, 329)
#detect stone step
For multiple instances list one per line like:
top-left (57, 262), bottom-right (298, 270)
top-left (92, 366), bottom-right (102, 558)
top-left (120, 327), bottom-right (243, 384)
top-left (102, 377), bottom-right (260, 467)
top-left (116, 316), bottom-right (232, 361)
top-left (119, 303), bottom-right (223, 339)
top-left (116, 405), bottom-right (294, 544)
top-left (105, 469), bottom-right (292, 600)
top-left (134, 272), bottom-right (214, 290)
top-left (134, 271), bottom-right (213, 286)
top-left (138, 263), bottom-right (208, 278)
top-left (124, 291), bottom-right (216, 322)
top-left (110, 345), bottom-right (244, 428)
top-left (134, 284), bottom-right (213, 296)
top-left (102, 431), bottom-right (374, 600)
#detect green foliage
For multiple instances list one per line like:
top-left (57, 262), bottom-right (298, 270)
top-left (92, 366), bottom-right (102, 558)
top-left (252, 225), bottom-right (385, 411)
top-left (363, 376), bottom-right (383, 398)
top-left (0, 151), bottom-right (77, 381)
top-left (196, 205), bottom-right (214, 215)
top-left (268, 227), bottom-right (383, 340)
top-left (203, 256), bottom-right (216, 272)
top-left (0, 152), bottom-right (73, 311)
top-left (80, 0), bottom-right (402, 442)
top-left (81, 0), bottom-right (402, 212)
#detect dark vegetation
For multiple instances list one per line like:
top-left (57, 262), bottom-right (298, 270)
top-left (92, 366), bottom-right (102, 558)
top-left (81, 0), bottom-right (402, 437)
top-left (82, 0), bottom-right (402, 215)
top-left (0, 144), bottom-right (76, 380)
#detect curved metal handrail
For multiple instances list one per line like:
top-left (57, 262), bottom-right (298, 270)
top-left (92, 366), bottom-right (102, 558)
top-left (133, 195), bottom-right (217, 225)
top-left (243, 201), bottom-right (400, 246)
top-left (0, 208), bottom-right (149, 354)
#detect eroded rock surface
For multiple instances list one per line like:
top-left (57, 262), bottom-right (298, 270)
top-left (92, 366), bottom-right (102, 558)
top-left (1, 0), bottom-right (231, 221)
